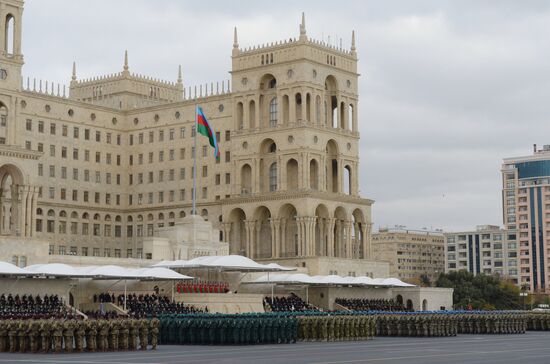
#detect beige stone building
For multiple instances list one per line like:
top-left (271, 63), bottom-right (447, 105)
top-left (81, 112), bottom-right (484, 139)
top-left (372, 227), bottom-right (445, 284)
top-left (0, 3), bottom-right (376, 276)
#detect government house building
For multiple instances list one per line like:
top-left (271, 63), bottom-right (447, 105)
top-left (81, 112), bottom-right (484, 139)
top-left (0, 1), bottom-right (378, 275)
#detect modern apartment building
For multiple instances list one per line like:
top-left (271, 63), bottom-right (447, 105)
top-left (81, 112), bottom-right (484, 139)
top-left (444, 225), bottom-right (518, 284)
top-left (502, 145), bottom-right (550, 292)
top-left (372, 227), bottom-right (445, 284)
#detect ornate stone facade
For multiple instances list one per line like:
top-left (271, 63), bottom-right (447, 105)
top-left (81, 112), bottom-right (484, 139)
top-left (0, 2), bottom-right (374, 274)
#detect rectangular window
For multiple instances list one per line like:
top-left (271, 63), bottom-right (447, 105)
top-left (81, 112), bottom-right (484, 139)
top-left (169, 149), bottom-right (175, 161)
top-left (149, 152), bottom-right (154, 164)
top-left (73, 148), bottom-right (79, 160)
top-left (73, 127), bottom-right (79, 139)
top-left (38, 121), bottom-right (44, 133)
top-left (60, 188), bottom-right (66, 200)
top-left (169, 128), bottom-right (175, 140)
top-left (50, 123), bottom-right (56, 135)
top-left (169, 169), bottom-right (174, 181)
top-left (72, 168), bottom-right (78, 180)
top-left (25, 141), bottom-right (31, 150)
top-left (26, 119), bottom-right (32, 131)
top-left (49, 165), bottom-right (55, 177)
top-left (225, 173), bottom-right (231, 184)
top-left (95, 152), bottom-right (100, 163)
top-left (180, 127), bottom-right (185, 139)
top-left (159, 130), bottom-right (164, 141)
top-left (83, 191), bottom-right (89, 202)
top-left (82, 223), bottom-right (89, 235)
top-left (159, 151), bottom-right (164, 162)
top-left (62, 125), bottom-right (68, 137)
top-left (95, 131), bottom-right (101, 142)
top-left (215, 173), bottom-right (221, 185)
top-left (149, 131), bottom-right (154, 143)
top-left (180, 168), bottom-right (185, 180)
top-left (84, 150), bottom-right (90, 161)
top-left (82, 247), bottom-right (88, 256)
top-left (106, 133), bottom-right (112, 144)
top-left (37, 143), bottom-right (43, 152)
top-left (50, 145), bottom-right (55, 157)
top-left (72, 189), bottom-right (78, 201)
top-left (225, 151), bottom-right (230, 163)
top-left (38, 164), bottom-right (43, 176)
top-left (159, 170), bottom-right (164, 182)
top-left (84, 129), bottom-right (90, 140)
top-left (180, 148), bottom-right (185, 159)
top-left (61, 147), bottom-right (67, 158)
top-left (202, 166), bottom-right (208, 177)
top-left (225, 130), bottom-right (231, 141)
top-left (84, 170), bottom-right (90, 181)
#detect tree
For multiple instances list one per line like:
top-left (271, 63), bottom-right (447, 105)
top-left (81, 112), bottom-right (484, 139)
top-left (435, 270), bottom-right (521, 310)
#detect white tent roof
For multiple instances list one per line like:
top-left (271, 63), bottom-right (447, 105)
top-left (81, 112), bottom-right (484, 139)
top-left (9, 262), bottom-right (193, 281)
top-left (151, 255), bottom-right (296, 272)
top-left (25, 263), bottom-right (88, 277)
top-left (0, 261), bottom-right (32, 276)
top-left (246, 273), bottom-right (416, 287)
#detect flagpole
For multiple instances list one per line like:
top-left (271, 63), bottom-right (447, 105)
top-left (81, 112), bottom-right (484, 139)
top-left (193, 105), bottom-right (197, 215)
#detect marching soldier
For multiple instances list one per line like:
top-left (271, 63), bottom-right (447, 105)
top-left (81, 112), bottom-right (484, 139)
top-left (74, 317), bottom-right (86, 352)
top-left (129, 319), bottom-right (138, 350)
top-left (62, 316), bottom-right (75, 353)
top-left (51, 318), bottom-right (63, 353)
top-left (86, 319), bottom-right (97, 352)
top-left (39, 318), bottom-right (52, 353)
top-left (0, 319), bottom-right (7, 352)
top-left (29, 318), bottom-right (41, 353)
top-left (119, 318), bottom-right (129, 351)
top-left (139, 318), bottom-right (149, 350)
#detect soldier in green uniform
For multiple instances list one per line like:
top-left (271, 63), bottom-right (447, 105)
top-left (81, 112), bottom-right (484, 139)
top-left (150, 317), bottom-right (160, 349)
top-left (139, 318), bottom-right (149, 350)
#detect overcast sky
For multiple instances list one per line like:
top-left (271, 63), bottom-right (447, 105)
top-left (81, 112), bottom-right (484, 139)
top-left (20, 1), bottom-right (550, 232)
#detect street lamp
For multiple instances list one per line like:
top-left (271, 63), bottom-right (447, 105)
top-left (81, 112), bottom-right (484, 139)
top-left (520, 285), bottom-right (529, 310)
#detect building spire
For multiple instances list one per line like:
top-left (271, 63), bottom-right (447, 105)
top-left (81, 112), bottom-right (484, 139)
top-left (123, 50), bottom-right (129, 72)
top-left (71, 61), bottom-right (77, 81)
top-left (233, 27), bottom-right (239, 48)
top-left (177, 64), bottom-right (182, 84)
top-left (299, 12), bottom-right (307, 41)
top-left (351, 30), bottom-right (356, 55)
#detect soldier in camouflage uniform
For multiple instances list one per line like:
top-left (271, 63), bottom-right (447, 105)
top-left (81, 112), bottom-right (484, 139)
top-left (97, 319), bottom-right (109, 352)
top-left (109, 318), bottom-right (119, 351)
top-left (7, 319), bottom-right (17, 353)
top-left (86, 319), bottom-right (97, 352)
top-left (150, 317), bottom-right (160, 349)
top-left (29, 319), bottom-right (40, 353)
top-left (139, 318), bottom-right (148, 350)
top-left (128, 319), bottom-right (138, 350)
top-left (39, 318), bottom-right (51, 353)
top-left (119, 318), bottom-right (129, 351)
top-left (52, 318), bottom-right (63, 353)
top-left (17, 318), bottom-right (28, 353)
top-left (0, 320), bottom-right (7, 352)
top-left (74, 317), bottom-right (86, 352)
top-left (62, 317), bottom-right (75, 353)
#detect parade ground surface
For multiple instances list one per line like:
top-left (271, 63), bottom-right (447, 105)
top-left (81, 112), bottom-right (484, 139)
top-left (1, 332), bottom-right (550, 364)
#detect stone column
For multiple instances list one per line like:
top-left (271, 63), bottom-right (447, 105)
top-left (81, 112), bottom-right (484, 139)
top-left (10, 184), bottom-right (20, 236)
top-left (30, 186), bottom-right (39, 237)
top-left (25, 186), bottom-right (33, 237)
top-left (289, 90), bottom-right (296, 124)
top-left (253, 159), bottom-right (260, 193)
top-left (362, 223), bottom-right (372, 260)
top-left (244, 220), bottom-right (251, 257)
top-left (248, 221), bottom-right (256, 259)
top-left (344, 220), bottom-right (353, 258)
top-left (277, 155), bottom-right (282, 191)
top-left (311, 217), bottom-right (317, 257)
top-left (326, 218), bottom-right (336, 257)
top-left (320, 156), bottom-right (326, 192)
top-left (14, 8), bottom-right (23, 56)
top-left (317, 218), bottom-right (324, 256)
top-left (301, 92), bottom-right (306, 123)
top-left (270, 218), bottom-right (277, 258)
top-left (278, 218), bottom-right (286, 257)
top-left (352, 102), bottom-right (358, 132)
top-left (336, 97), bottom-right (341, 129)
top-left (297, 217), bottom-right (305, 256)
top-left (0, 188), bottom-right (3, 235)
top-left (353, 222), bottom-right (360, 259)
top-left (243, 98), bottom-right (249, 129)
top-left (255, 220), bottom-right (262, 258)
top-left (255, 97), bottom-right (260, 130)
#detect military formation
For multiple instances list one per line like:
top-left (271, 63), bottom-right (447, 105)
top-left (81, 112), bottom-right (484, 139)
top-left (159, 313), bottom-right (299, 345)
top-left (0, 315), bottom-right (160, 353)
top-left (298, 315), bottom-right (376, 341)
top-left (526, 312), bottom-right (550, 331)
top-left (375, 311), bottom-right (526, 336)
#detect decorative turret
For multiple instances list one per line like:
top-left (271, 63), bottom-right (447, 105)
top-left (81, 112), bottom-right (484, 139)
top-left (232, 27), bottom-right (239, 56)
top-left (177, 65), bottom-right (183, 84)
top-left (299, 12), bottom-right (307, 41)
top-left (351, 30), bottom-right (356, 56)
top-left (71, 61), bottom-right (77, 82)
top-left (122, 50), bottom-right (129, 75)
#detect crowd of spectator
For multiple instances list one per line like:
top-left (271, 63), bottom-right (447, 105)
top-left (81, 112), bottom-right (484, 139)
top-left (335, 298), bottom-right (407, 312)
top-left (93, 292), bottom-right (206, 316)
top-left (176, 280), bottom-right (229, 294)
top-left (264, 293), bottom-right (318, 312)
top-left (0, 294), bottom-right (66, 317)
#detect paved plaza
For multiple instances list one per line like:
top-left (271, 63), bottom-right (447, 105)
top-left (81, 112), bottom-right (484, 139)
top-left (1, 332), bottom-right (550, 364)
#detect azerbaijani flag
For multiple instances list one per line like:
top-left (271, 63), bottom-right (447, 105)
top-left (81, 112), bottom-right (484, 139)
top-left (196, 106), bottom-right (220, 160)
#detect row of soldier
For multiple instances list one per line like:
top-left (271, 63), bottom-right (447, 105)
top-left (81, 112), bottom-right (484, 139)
top-left (298, 315), bottom-right (376, 341)
top-left (0, 316), bottom-right (160, 353)
top-left (159, 314), bottom-right (299, 345)
top-left (524, 313), bottom-right (550, 331)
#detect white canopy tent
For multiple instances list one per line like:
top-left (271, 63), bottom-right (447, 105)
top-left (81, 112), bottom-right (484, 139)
top-left (0, 261), bottom-right (33, 276)
top-left (247, 273), bottom-right (416, 287)
top-left (151, 255), bottom-right (296, 272)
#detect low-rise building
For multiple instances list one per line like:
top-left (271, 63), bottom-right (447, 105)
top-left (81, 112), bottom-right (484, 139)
top-left (444, 225), bottom-right (518, 285)
top-left (372, 227), bottom-right (445, 284)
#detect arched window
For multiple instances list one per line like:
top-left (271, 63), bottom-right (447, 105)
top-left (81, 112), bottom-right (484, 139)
top-left (179, 211), bottom-right (186, 218)
top-left (11, 255), bottom-right (18, 266)
top-left (168, 212), bottom-right (175, 219)
top-left (269, 98), bottom-right (278, 127)
top-left (5, 15), bottom-right (14, 54)
top-left (269, 163), bottom-right (277, 192)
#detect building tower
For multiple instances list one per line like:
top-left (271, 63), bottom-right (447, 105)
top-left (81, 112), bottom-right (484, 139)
top-left (221, 15), bottom-right (374, 273)
top-left (502, 144), bottom-right (550, 292)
